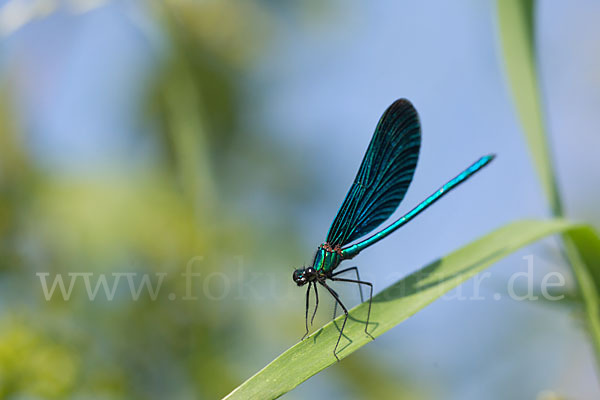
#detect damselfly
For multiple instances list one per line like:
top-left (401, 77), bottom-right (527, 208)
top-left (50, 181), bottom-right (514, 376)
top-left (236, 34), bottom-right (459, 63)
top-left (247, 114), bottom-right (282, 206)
top-left (292, 99), bottom-right (494, 360)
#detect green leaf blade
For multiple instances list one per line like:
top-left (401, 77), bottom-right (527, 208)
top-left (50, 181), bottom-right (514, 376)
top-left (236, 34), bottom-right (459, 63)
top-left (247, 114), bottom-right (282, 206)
top-left (224, 219), bottom-right (598, 400)
top-left (496, 0), bottom-right (562, 216)
top-left (496, 0), bottom-right (600, 368)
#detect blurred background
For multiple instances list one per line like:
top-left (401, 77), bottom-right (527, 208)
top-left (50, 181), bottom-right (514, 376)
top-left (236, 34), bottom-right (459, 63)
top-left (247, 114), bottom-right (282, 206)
top-left (0, 0), bottom-right (599, 399)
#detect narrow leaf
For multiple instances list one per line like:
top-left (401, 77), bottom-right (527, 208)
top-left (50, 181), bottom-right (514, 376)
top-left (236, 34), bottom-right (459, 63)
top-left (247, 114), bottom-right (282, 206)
top-left (496, 0), bottom-right (562, 215)
top-left (496, 0), bottom-right (600, 367)
top-left (224, 219), bottom-right (600, 399)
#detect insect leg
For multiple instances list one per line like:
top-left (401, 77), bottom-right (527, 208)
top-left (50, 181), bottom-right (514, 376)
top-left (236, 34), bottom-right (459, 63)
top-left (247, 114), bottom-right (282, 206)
top-left (331, 266), bottom-right (364, 302)
top-left (320, 280), bottom-right (348, 361)
top-left (331, 277), bottom-right (374, 339)
top-left (310, 281), bottom-right (319, 326)
top-left (301, 282), bottom-right (312, 340)
top-left (333, 300), bottom-right (338, 320)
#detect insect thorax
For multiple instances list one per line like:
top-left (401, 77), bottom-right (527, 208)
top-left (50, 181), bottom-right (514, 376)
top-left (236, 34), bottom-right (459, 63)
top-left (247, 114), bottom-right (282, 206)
top-left (313, 243), bottom-right (343, 273)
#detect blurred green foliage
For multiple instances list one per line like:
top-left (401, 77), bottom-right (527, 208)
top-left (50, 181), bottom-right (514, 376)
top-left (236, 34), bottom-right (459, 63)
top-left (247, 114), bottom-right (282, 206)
top-left (0, 1), bottom-right (276, 398)
top-left (497, 0), bottom-right (600, 368)
top-left (0, 1), bottom-right (425, 399)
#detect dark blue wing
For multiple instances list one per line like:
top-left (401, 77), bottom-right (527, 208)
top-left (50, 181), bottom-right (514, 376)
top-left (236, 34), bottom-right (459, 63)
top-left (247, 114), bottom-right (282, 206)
top-left (326, 99), bottom-right (421, 247)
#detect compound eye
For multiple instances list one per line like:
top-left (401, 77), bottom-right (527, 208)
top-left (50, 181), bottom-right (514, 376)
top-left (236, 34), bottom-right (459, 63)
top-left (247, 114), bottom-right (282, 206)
top-left (306, 267), bottom-right (315, 275)
top-left (293, 269), bottom-right (308, 286)
top-left (292, 270), bottom-right (301, 281)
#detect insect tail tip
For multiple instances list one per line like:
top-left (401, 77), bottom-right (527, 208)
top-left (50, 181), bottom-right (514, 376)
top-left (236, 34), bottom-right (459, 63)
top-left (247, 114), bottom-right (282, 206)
top-left (480, 153), bottom-right (496, 165)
